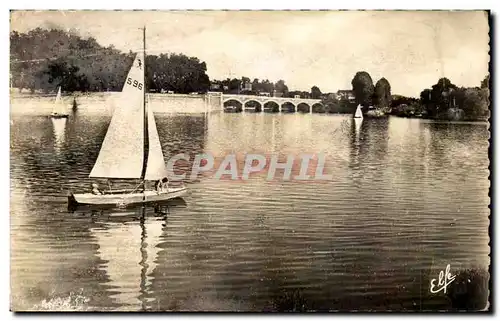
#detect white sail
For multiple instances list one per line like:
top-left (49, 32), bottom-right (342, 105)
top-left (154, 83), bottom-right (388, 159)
top-left (145, 96), bottom-right (169, 180)
top-left (89, 53), bottom-right (145, 179)
top-left (354, 104), bottom-right (363, 119)
top-left (52, 87), bottom-right (67, 115)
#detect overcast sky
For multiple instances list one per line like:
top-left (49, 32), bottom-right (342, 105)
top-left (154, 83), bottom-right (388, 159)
top-left (10, 10), bottom-right (489, 97)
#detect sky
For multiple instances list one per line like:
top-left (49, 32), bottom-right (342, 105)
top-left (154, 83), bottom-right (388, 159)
top-left (10, 10), bottom-right (490, 97)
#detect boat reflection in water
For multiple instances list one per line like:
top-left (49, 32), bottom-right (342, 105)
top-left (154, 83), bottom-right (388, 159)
top-left (353, 117), bottom-right (363, 138)
top-left (51, 117), bottom-right (67, 152)
top-left (68, 198), bottom-right (186, 311)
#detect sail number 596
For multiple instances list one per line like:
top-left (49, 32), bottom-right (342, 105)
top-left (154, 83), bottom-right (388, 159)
top-left (127, 77), bottom-right (143, 90)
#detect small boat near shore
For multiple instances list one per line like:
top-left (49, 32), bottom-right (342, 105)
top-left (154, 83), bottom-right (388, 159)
top-left (69, 27), bottom-right (187, 207)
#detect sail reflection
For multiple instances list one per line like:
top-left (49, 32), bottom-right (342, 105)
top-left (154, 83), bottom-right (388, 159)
top-left (87, 205), bottom-right (167, 311)
top-left (353, 117), bottom-right (363, 141)
top-left (51, 118), bottom-right (67, 151)
top-left (350, 118), bottom-right (363, 156)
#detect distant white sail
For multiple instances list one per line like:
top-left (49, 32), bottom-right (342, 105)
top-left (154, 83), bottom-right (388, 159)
top-left (354, 104), bottom-right (363, 119)
top-left (89, 53), bottom-right (145, 179)
top-left (145, 96), bottom-right (169, 180)
top-left (52, 86), bottom-right (67, 115)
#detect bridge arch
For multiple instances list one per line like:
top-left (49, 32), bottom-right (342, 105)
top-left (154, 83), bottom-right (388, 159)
top-left (297, 102), bottom-right (311, 113)
top-left (312, 102), bottom-right (325, 113)
top-left (281, 101), bottom-right (296, 113)
top-left (223, 98), bottom-right (244, 105)
top-left (223, 99), bottom-right (243, 112)
top-left (244, 99), bottom-right (262, 112)
top-left (263, 101), bottom-right (280, 113)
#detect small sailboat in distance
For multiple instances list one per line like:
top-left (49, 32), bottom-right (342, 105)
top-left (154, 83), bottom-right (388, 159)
top-left (72, 96), bottom-right (78, 111)
top-left (68, 27), bottom-right (187, 207)
top-left (51, 86), bottom-right (69, 118)
top-left (354, 104), bottom-right (363, 119)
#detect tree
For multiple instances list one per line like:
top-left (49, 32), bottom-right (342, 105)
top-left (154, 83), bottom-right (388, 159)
top-left (351, 71), bottom-right (374, 107)
top-left (461, 87), bottom-right (489, 119)
top-left (138, 53), bottom-right (211, 93)
top-left (427, 77), bottom-right (458, 116)
top-left (9, 28), bottom-right (211, 94)
top-left (229, 78), bottom-right (242, 93)
top-left (45, 58), bottom-right (89, 92)
top-left (275, 79), bottom-right (289, 96)
top-left (262, 79), bottom-right (274, 94)
top-left (419, 89), bottom-right (432, 104)
top-left (310, 86), bottom-right (322, 99)
top-left (373, 78), bottom-right (392, 108)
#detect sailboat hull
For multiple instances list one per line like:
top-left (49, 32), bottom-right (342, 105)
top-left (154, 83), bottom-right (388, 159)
top-left (68, 187), bottom-right (188, 207)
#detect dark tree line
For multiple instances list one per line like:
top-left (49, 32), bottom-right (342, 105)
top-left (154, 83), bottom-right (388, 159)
top-left (350, 72), bottom-right (392, 111)
top-left (210, 77), bottom-right (327, 100)
top-left (146, 54), bottom-right (210, 93)
top-left (418, 77), bottom-right (489, 120)
top-left (347, 69), bottom-right (489, 120)
top-left (10, 28), bottom-right (210, 94)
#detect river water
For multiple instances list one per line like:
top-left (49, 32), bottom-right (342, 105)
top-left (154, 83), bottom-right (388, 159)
top-left (10, 97), bottom-right (490, 311)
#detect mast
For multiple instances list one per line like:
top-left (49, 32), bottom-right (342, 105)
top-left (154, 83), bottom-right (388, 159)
top-left (140, 26), bottom-right (149, 188)
top-left (88, 29), bottom-right (150, 180)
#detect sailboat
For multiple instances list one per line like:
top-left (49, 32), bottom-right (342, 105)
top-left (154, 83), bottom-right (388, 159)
top-left (51, 86), bottom-right (69, 118)
top-left (68, 28), bottom-right (187, 207)
top-left (354, 104), bottom-right (363, 119)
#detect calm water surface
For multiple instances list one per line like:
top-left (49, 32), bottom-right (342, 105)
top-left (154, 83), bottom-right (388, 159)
top-left (10, 97), bottom-right (490, 311)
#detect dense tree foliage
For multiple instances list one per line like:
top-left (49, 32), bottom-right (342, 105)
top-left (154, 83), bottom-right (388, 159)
top-left (275, 80), bottom-right (289, 96)
top-left (390, 95), bottom-right (422, 117)
top-left (310, 86), bottom-right (322, 99)
top-left (418, 77), bottom-right (488, 120)
top-left (415, 77), bottom-right (489, 120)
top-left (450, 87), bottom-right (489, 120)
top-left (373, 77), bottom-right (392, 108)
top-left (146, 54), bottom-right (210, 93)
top-left (10, 28), bottom-right (211, 94)
top-left (321, 94), bottom-right (356, 114)
top-left (210, 77), bottom-right (318, 99)
top-left (211, 78), bottom-right (276, 95)
top-left (351, 71), bottom-right (374, 108)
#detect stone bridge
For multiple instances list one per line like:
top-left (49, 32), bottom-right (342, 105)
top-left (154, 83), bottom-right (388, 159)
top-left (222, 94), bottom-right (324, 113)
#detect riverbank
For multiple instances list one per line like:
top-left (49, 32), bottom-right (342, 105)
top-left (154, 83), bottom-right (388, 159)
top-left (367, 104), bottom-right (489, 122)
top-left (388, 110), bottom-right (489, 122)
top-left (10, 91), bottom-right (224, 115)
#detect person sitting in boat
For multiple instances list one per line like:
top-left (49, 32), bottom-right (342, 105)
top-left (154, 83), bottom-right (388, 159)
top-left (161, 177), bottom-right (169, 192)
top-left (155, 177), bottom-right (169, 193)
top-left (91, 183), bottom-right (103, 195)
top-left (155, 179), bottom-right (163, 193)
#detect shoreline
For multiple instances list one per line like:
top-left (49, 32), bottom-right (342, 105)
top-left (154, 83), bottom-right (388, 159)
top-left (9, 91), bottom-right (489, 123)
